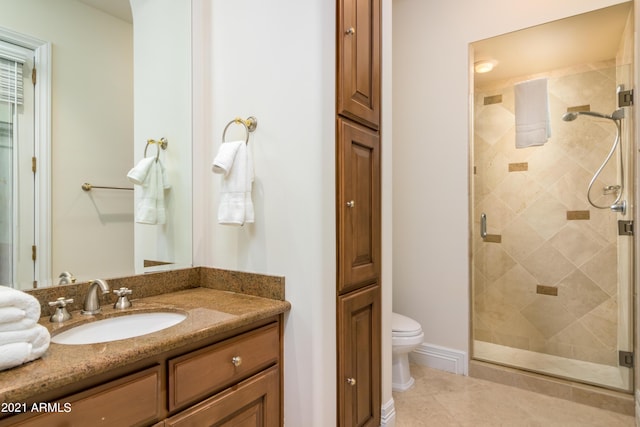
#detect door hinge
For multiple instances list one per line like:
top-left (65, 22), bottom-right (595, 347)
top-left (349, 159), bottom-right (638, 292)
top-left (618, 220), bottom-right (633, 236)
top-left (31, 66), bottom-right (36, 85)
top-left (31, 245), bottom-right (36, 261)
top-left (32, 157), bottom-right (36, 173)
top-left (618, 89), bottom-right (633, 107)
top-left (619, 350), bottom-right (634, 368)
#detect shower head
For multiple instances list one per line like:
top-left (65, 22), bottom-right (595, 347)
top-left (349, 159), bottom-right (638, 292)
top-left (562, 109), bottom-right (624, 122)
top-left (562, 112), bottom-right (579, 121)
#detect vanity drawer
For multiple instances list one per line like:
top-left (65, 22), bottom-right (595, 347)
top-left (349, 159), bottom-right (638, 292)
top-left (168, 323), bottom-right (279, 411)
top-left (8, 365), bottom-right (161, 427)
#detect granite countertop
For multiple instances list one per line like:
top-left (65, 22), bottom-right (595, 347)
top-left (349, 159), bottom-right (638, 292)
top-left (0, 287), bottom-right (291, 404)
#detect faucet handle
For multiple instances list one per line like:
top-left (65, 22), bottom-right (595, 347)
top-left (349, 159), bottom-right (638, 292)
top-left (113, 287), bottom-right (132, 310)
top-left (48, 297), bottom-right (74, 307)
top-left (48, 297), bottom-right (74, 323)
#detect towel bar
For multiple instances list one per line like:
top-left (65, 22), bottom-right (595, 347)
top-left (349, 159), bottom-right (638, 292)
top-left (82, 183), bottom-right (133, 192)
top-left (222, 116), bottom-right (258, 144)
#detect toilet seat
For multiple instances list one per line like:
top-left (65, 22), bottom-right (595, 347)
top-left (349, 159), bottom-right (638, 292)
top-left (392, 312), bottom-right (422, 337)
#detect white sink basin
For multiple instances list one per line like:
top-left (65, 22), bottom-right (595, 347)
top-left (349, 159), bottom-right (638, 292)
top-left (51, 312), bottom-right (187, 345)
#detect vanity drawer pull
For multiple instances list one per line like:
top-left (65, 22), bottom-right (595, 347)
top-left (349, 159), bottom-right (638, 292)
top-left (231, 356), bottom-right (242, 367)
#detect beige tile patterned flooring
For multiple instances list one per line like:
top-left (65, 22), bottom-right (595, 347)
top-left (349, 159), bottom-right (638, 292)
top-left (393, 364), bottom-right (634, 426)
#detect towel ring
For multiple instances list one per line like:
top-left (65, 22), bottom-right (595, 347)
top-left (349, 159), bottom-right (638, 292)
top-left (144, 137), bottom-right (168, 161)
top-left (222, 116), bottom-right (258, 144)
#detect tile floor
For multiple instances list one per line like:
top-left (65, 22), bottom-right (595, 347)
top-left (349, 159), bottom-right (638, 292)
top-left (392, 364), bottom-right (635, 426)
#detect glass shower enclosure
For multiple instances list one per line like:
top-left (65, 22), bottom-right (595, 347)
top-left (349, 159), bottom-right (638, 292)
top-left (471, 58), bottom-right (634, 392)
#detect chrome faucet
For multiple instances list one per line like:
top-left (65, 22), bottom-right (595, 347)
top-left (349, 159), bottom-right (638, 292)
top-left (82, 279), bottom-right (111, 315)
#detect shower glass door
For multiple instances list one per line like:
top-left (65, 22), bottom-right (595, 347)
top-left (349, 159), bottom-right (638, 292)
top-left (471, 62), bottom-right (634, 392)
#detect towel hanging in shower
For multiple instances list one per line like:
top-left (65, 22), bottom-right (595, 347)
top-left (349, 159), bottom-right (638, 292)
top-left (514, 78), bottom-right (551, 148)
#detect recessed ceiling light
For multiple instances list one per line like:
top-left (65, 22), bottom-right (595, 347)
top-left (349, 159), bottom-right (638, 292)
top-left (474, 60), bottom-right (497, 74)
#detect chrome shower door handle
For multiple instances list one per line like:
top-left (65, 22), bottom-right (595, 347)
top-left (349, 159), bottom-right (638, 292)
top-left (480, 213), bottom-right (487, 238)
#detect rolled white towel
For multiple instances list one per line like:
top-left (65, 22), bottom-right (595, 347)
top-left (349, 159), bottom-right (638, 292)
top-left (0, 324), bottom-right (50, 346)
top-left (0, 317), bottom-right (37, 333)
top-left (0, 307), bottom-right (28, 324)
top-left (0, 324), bottom-right (50, 371)
top-left (0, 286), bottom-right (41, 327)
top-left (0, 342), bottom-right (32, 371)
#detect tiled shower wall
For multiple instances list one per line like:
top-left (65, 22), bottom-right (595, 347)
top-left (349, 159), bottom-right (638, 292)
top-left (472, 62), bottom-right (623, 367)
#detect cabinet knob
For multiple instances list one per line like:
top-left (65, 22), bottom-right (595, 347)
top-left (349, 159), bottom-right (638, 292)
top-left (346, 377), bottom-right (356, 386)
top-left (231, 356), bottom-right (242, 367)
top-left (345, 27), bottom-right (356, 36)
top-left (346, 200), bottom-right (355, 208)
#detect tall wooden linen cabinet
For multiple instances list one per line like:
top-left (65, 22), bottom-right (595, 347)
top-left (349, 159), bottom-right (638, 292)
top-left (336, 0), bottom-right (381, 425)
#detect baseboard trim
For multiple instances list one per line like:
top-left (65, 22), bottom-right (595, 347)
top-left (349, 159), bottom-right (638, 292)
top-left (636, 389), bottom-right (640, 425)
top-left (380, 397), bottom-right (396, 427)
top-left (410, 342), bottom-right (468, 375)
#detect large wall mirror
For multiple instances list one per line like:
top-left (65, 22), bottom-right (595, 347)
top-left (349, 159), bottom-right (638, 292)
top-left (0, 0), bottom-right (192, 290)
top-left (470, 2), bottom-right (634, 391)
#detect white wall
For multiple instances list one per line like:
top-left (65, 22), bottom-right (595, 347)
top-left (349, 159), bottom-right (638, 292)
top-left (392, 0), bottom-right (628, 360)
top-left (192, 0), bottom-right (394, 425)
top-left (0, 0), bottom-right (134, 285)
top-left (381, 0), bottom-right (394, 422)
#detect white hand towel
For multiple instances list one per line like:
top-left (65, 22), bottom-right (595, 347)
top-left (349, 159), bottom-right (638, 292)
top-left (212, 141), bottom-right (242, 175)
top-left (213, 141), bottom-right (254, 225)
top-left (0, 324), bottom-right (50, 371)
top-left (0, 286), bottom-right (41, 324)
top-left (514, 78), bottom-right (551, 148)
top-left (244, 147), bottom-right (255, 223)
top-left (126, 157), bottom-right (155, 185)
top-left (134, 159), bottom-right (170, 225)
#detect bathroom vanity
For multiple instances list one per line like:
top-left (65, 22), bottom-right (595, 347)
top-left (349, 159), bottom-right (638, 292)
top-left (0, 283), bottom-right (289, 427)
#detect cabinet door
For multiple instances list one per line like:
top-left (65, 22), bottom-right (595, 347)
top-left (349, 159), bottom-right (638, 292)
top-left (165, 366), bottom-right (280, 427)
top-left (337, 118), bottom-right (380, 294)
top-left (337, 0), bottom-right (381, 129)
top-left (337, 284), bottom-right (381, 427)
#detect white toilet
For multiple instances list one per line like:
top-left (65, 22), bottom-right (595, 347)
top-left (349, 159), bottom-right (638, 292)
top-left (392, 312), bottom-right (424, 392)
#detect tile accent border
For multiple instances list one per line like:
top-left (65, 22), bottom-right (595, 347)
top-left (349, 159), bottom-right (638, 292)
top-left (536, 285), bottom-right (558, 296)
top-left (567, 104), bottom-right (591, 112)
top-left (508, 162), bottom-right (528, 172)
top-left (567, 210), bottom-right (590, 220)
top-left (469, 360), bottom-right (634, 415)
top-left (483, 234), bottom-right (502, 243)
top-left (410, 342), bottom-right (468, 375)
top-left (484, 94), bottom-right (503, 105)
